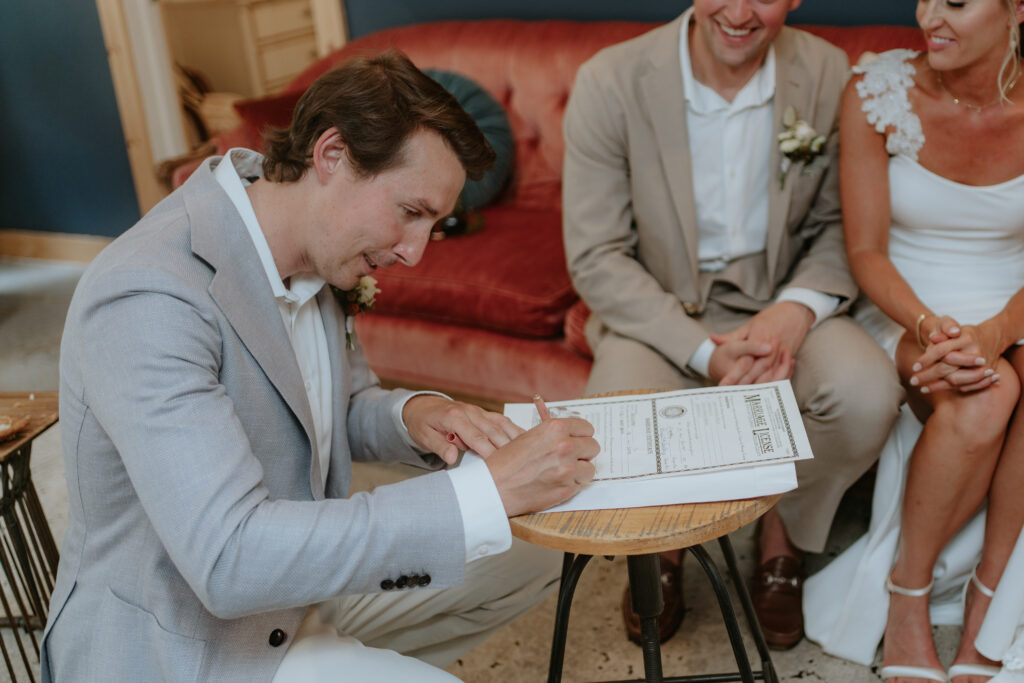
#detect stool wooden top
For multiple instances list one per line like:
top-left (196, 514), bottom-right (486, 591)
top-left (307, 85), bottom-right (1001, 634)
top-left (509, 387), bottom-right (781, 555)
top-left (0, 392), bottom-right (59, 463)
top-left (509, 494), bottom-right (780, 556)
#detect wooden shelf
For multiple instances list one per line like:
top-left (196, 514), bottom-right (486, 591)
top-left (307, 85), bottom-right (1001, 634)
top-left (160, 0), bottom-right (332, 97)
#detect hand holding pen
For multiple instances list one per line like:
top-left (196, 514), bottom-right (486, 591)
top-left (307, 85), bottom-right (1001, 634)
top-left (483, 392), bottom-right (599, 515)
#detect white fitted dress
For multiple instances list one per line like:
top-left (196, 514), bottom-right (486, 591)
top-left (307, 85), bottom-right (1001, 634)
top-left (803, 49), bottom-right (1024, 680)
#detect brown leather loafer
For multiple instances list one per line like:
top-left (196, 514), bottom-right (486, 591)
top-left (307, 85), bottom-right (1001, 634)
top-left (621, 557), bottom-right (685, 645)
top-left (751, 555), bottom-right (804, 649)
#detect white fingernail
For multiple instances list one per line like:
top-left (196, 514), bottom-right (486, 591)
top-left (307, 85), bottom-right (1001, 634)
top-left (909, 376), bottom-right (919, 386)
top-left (920, 386), bottom-right (930, 394)
top-left (950, 327), bottom-right (960, 334)
top-left (993, 374), bottom-right (1000, 381)
top-left (912, 363), bottom-right (922, 372)
top-left (976, 358), bottom-right (986, 366)
top-left (984, 369), bottom-right (994, 376)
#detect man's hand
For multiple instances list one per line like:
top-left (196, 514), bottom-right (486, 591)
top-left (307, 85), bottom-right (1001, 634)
top-left (402, 395), bottom-right (524, 465)
top-left (708, 302), bottom-right (814, 385)
top-left (485, 418), bottom-right (600, 517)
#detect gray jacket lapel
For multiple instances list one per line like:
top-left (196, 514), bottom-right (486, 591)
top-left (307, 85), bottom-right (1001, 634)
top-left (641, 16), bottom-right (701, 281)
top-left (184, 162), bottom-right (318, 455)
top-left (767, 27), bottom-right (811, 283)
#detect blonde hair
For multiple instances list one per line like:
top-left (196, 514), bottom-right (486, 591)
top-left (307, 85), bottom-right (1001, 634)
top-left (999, 0), bottom-right (1023, 101)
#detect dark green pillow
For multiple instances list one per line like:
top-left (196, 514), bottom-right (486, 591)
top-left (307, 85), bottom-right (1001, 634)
top-left (425, 69), bottom-right (513, 212)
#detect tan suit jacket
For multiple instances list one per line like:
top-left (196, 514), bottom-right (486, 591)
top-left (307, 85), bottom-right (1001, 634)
top-left (563, 15), bottom-right (855, 373)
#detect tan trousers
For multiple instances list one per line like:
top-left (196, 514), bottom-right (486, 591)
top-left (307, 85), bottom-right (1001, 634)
top-left (586, 305), bottom-right (903, 553)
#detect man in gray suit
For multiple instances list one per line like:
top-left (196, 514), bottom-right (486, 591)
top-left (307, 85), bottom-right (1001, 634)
top-left (43, 51), bottom-right (599, 682)
top-left (562, 0), bottom-right (902, 648)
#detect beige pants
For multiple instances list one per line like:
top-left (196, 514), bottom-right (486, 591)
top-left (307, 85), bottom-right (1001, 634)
top-left (273, 462), bottom-right (563, 681)
top-left (586, 306), bottom-right (903, 553)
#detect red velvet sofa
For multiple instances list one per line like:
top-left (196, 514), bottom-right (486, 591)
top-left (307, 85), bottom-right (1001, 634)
top-left (170, 19), bottom-right (924, 407)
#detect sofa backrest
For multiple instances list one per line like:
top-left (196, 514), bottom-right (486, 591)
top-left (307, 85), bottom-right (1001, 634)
top-left (251, 20), bottom-right (924, 209)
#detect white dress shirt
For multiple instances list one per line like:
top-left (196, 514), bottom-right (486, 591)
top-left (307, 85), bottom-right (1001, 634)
top-left (214, 149), bottom-right (509, 562)
top-left (678, 10), bottom-right (839, 377)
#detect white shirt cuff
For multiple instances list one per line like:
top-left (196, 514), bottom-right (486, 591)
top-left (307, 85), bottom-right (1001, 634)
top-left (392, 391), bottom-right (452, 450)
top-left (447, 452), bottom-right (511, 563)
top-left (775, 288), bottom-right (840, 328)
top-left (688, 338), bottom-right (716, 378)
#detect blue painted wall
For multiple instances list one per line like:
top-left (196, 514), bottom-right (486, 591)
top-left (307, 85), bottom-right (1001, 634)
top-left (345, 1), bottom-right (917, 39)
top-left (1, 0), bottom-right (139, 238)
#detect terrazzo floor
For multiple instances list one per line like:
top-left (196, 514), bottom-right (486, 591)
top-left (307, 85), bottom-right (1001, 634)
top-left (0, 255), bottom-right (965, 682)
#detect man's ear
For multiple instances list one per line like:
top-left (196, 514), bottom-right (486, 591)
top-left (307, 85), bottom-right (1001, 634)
top-left (1015, 0), bottom-right (1024, 26)
top-left (788, 0), bottom-right (803, 13)
top-left (311, 127), bottom-right (346, 185)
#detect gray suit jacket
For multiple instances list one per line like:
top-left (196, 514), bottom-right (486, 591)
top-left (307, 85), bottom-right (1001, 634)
top-left (42, 158), bottom-right (465, 682)
top-left (563, 16), bottom-right (856, 371)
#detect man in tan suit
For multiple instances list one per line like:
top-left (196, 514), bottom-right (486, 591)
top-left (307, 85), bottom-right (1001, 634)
top-left (563, 0), bottom-right (903, 649)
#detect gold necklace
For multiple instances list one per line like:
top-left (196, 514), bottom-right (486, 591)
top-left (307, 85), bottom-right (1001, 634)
top-left (935, 72), bottom-right (1016, 113)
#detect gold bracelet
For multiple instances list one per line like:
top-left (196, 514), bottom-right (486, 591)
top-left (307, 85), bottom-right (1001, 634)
top-left (915, 313), bottom-right (928, 349)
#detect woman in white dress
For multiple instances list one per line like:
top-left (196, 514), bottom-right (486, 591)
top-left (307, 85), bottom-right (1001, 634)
top-left (806, 1), bottom-right (1024, 682)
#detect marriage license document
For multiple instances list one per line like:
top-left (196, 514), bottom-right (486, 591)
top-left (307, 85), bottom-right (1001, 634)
top-left (503, 380), bottom-right (813, 512)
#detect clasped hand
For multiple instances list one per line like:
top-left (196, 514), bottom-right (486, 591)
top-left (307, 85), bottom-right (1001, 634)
top-left (908, 315), bottom-right (1001, 393)
top-left (403, 396), bottom-right (600, 517)
top-left (708, 302), bottom-right (814, 386)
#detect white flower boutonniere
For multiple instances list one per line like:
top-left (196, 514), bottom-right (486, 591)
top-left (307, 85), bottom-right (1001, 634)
top-left (331, 275), bottom-right (381, 350)
top-left (777, 105), bottom-right (828, 189)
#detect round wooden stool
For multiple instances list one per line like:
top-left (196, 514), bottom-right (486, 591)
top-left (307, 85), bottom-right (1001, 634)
top-left (510, 495), bottom-right (782, 683)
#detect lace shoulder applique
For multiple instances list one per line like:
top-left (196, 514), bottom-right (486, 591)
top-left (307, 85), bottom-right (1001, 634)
top-left (852, 49), bottom-right (924, 160)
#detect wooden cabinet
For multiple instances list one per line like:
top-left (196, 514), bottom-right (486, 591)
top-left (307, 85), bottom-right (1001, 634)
top-left (161, 0), bottom-right (340, 97)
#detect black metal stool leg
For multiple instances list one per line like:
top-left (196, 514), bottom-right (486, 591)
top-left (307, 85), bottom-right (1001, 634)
top-left (548, 553), bottom-right (593, 683)
top-left (688, 545), bottom-right (756, 683)
top-left (717, 537), bottom-right (778, 683)
top-left (627, 554), bottom-right (665, 683)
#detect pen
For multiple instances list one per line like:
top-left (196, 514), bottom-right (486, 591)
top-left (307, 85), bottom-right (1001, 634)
top-left (533, 393), bottom-right (551, 422)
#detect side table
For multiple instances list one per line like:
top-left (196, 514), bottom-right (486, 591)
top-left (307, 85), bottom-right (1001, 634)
top-left (510, 495), bottom-right (781, 683)
top-left (0, 392), bottom-right (60, 683)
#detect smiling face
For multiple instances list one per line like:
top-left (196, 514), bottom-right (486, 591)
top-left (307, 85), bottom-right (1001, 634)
top-left (917, 0), bottom-right (1023, 72)
top-left (304, 127), bottom-right (465, 290)
top-left (690, 0), bottom-right (802, 75)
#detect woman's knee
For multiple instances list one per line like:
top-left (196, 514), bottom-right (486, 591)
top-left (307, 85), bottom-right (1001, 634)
top-left (929, 371), bottom-right (1018, 447)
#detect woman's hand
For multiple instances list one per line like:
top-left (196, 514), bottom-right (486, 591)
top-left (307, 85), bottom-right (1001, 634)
top-left (918, 313), bottom-right (960, 347)
top-left (909, 320), bottom-right (1004, 394)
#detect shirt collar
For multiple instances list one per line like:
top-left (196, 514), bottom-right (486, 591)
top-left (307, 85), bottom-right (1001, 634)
top-left (213, 148), bottom-right (325, 307)
top-left (679, 7), bottom-right (777, 115)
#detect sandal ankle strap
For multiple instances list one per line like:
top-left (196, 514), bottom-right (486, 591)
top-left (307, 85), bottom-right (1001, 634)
top-left (886, 573), bottom-right (933, 597)
top-left (969, 567), bottom-right (996, 599)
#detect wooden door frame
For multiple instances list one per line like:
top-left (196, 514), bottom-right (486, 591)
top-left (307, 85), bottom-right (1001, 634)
top-left (94, 0), bottom-right (167, 214)
top-left (94, 0), bottom-right (349, 215)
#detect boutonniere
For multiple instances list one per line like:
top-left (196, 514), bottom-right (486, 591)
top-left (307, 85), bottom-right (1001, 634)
top-left (777, 106), bottom-right (828, 189)
top-left (330, 275), bottom-right (381, 350)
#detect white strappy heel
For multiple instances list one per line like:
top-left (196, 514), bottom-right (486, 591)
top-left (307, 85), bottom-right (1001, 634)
top-left (948, 569), bottom-right (1000, 681)
top-left (881, 575), bottom-right (949, 682)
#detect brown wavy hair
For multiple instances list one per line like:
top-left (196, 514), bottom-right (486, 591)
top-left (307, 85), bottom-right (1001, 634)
top-left (262, 49), bottom-right (495, 182)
